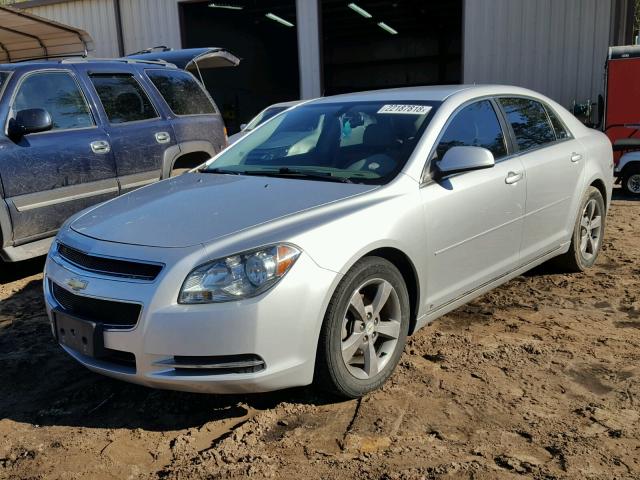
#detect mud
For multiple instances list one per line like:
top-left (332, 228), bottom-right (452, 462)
top-left (1, 193), bottom-right (639, 479)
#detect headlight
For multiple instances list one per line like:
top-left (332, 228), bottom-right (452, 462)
top-left (178, 244), bottom-right (300, 304)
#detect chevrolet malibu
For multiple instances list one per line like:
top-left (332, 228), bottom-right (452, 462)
top-left (44, 85), bottom-right (613, 398)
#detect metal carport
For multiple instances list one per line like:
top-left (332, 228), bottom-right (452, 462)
top-left (0, 4), bottom-right (93, 63)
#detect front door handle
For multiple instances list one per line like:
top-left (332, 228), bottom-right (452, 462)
top-left (571, 152), bottom-right (583, 162)
top-left (155, 131), bottom-right (171, 144)
top-left (90, 140), bottom-right (110, 154)
top-left (505, 171), bottom-right (523, 184)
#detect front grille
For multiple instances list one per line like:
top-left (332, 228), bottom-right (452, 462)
top-left (57, 243), bottom-right (163, 281)
top-left (51, 281), bottom-right (141, 328)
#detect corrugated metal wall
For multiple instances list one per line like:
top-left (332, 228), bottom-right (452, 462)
top-left (26, 0), bottom-right (120, 57)
top-left (463, 0), bottom-right (614, 109)
top-left (119, 0), bottom-right (181, 55)
top-left (23, 0), bottom-right (183, 58)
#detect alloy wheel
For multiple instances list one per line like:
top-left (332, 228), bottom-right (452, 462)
top-left (627, 173), bottom-right (640, 194)
top-left (340, 278), bottom-right (402, 380)
top-left (579, 198), bottom-right (602, 261)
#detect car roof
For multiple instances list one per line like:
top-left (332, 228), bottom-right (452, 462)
top-left (307, 84), bottom-right (542, 104)
top-left (268, 100), bottom-right (303, 109)
top-left (0, 57), bottom-right (175, 71)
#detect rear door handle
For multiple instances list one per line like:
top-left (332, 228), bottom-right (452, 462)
top-left (90, 140), bottom-right (110, 154)
top-left (505, 171), bottom-right (523, 184)
top-left (155, 131), bottom-right (171, 144)
top-left (571, 152), bottom-right (583, 162)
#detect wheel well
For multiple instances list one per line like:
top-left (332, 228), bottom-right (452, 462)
top-left (590, 179), bottom-right (608, 211)
top-left (366, 247), bottom-right (420, 335)
top-left (171, 151), bottom-right (212, 173)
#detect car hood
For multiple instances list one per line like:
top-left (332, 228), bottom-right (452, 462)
top-left (70, 173), bottom-right (376, 248)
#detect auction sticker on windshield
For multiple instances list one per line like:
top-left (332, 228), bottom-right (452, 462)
top-left (377, 104), bottom-right (432, 115)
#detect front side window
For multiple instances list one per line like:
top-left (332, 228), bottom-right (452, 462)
top-left (205, 101), bottom-right (439, 184)
top-left (90, 74), bottom-right (157, 124)
top-left (499, 97), bottom-right (556, 151)
top-left (146, 69), bottom-right (216, 115)
top-left (435, 100), bottom-right (507, 160)
top-left (12, 71), bottom-right (93, 130)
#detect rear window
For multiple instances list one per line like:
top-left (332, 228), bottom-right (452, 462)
top-left (146, 69), bottom-right (216, 115)
top-left (90, 74), bottom-right (157, 124)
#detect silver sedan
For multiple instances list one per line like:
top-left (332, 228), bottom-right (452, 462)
top-left (44, 85), bottom-right (613, 398)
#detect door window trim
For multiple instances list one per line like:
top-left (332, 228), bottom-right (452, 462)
top-left (420, 95), bottom-right (514, 186)
top-left (144, 68), bottom-right (218, 117)
top-left (88, 71), bottom-right (160, 125)
top-left (4, 68), bottom-right (97, 136)
top-left (495, 95), bottom-right (574, 156)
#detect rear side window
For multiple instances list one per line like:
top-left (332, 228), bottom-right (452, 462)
top-left (0, 72), bottom-right (9, 93)
top-left (13, 71), bottom-right (93, 130)
top-left (436, 100), bottom-right (507, 160)
top-left (545, 105), bottom-right (571, 140)
top-left (146, 70), bottom-right (216, 115)
top-left (499, 98), bottom-right (556, 151)
top-left (90, 74), bottom-right (157, 124)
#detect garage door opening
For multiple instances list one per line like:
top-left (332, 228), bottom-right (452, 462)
top-left (180, 0), bottom-right (299, 134)
top-left (320, 0), bottom-right (462, 95)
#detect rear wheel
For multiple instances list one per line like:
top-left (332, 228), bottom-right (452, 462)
top-left (315, 257), bottom-right (410, 398)
top-left (621, 165), bottom-right (640, 197)
top-left (553, 186), bottom-right (605, 272)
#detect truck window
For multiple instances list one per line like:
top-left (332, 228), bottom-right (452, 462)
top-left (90, 74), bottom-right (157, 124)
top-left (145, 69), bottom-right (216, 116)
top-left (12, 71), bottom-right (93, 130)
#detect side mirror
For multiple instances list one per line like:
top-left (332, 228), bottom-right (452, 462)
top-left (8, 108), bottom-right (53, 139)
top-left (240, 123), bottom-right (247, 131)
top-left (436, 146), bottom-right (495, 177)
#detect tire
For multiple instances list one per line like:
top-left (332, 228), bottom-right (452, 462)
top-left (621, 165), bottom-right (640, 197)
top-left (314, 256), bottom-right (410, 398)
top-left (553, 186), bottom-right (605, 272)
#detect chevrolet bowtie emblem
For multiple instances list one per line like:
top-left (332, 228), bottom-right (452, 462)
top-left (66, 278), bottom-right (88, 292)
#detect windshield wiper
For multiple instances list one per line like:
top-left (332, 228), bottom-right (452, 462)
top-left (243, 167), bottom-right (353, 184)
top-left (200, 167), bottom-right (242, 175)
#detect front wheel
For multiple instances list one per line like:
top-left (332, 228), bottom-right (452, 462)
top-left (553, 186), bottom-right (605, 272)
top-left (621, 165), bottom-right (640, 197)
top-left (314, 257), bottom-right (410, 398)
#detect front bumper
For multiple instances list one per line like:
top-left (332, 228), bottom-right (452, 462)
top-left (44, 232), bottom-right (339, 394)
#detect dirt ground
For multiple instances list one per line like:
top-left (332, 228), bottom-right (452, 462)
top-left (1, 191), bottom-right (639, 480)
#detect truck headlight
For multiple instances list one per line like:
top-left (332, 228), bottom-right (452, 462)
top-left (178, 244), bottom-right (300, 304)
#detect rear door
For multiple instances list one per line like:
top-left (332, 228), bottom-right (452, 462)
top-left (77, 64), bottom-right (176, 193)
top-left (497, 97), bottom-right (584, 263)
top-left (145, 68), bottom-right (226, 171)
top-left (0, 68), bottom-right (118, 244)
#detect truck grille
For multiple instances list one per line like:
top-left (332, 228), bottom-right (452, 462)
top-left (51, 281), bottom-right (141, 329)
top-left (57, 243), bottom-right (163, 281)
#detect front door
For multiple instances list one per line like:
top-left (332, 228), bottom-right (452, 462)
top-left (421, 99), bottom-right (526, 311)
top-left (0, 69), bottom-right (118, 244)
top-left (81, 66), bottom-right (177, 192)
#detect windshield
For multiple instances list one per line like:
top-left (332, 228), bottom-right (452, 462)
top-left (206, 100), bottom-right (439, 184)
top-left (245, 105), bottom-right (289, 131)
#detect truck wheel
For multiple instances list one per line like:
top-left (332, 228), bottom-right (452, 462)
top-left (621, 165), bottom-right (640, 197)
top-left (553, 186), bottom-right (605, 272)
top-left (314, 257), bottom-right (410, 398)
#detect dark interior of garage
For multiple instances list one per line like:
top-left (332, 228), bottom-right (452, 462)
top-left (180, 0), bottom-right (462, 133)
top-left (321, 0), bottom-right (462, 95)
top-left (180, 0), bottom-right (299, 133)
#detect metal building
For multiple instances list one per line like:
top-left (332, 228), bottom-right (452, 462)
top-left (11, 0), bottom-right (635, 130)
